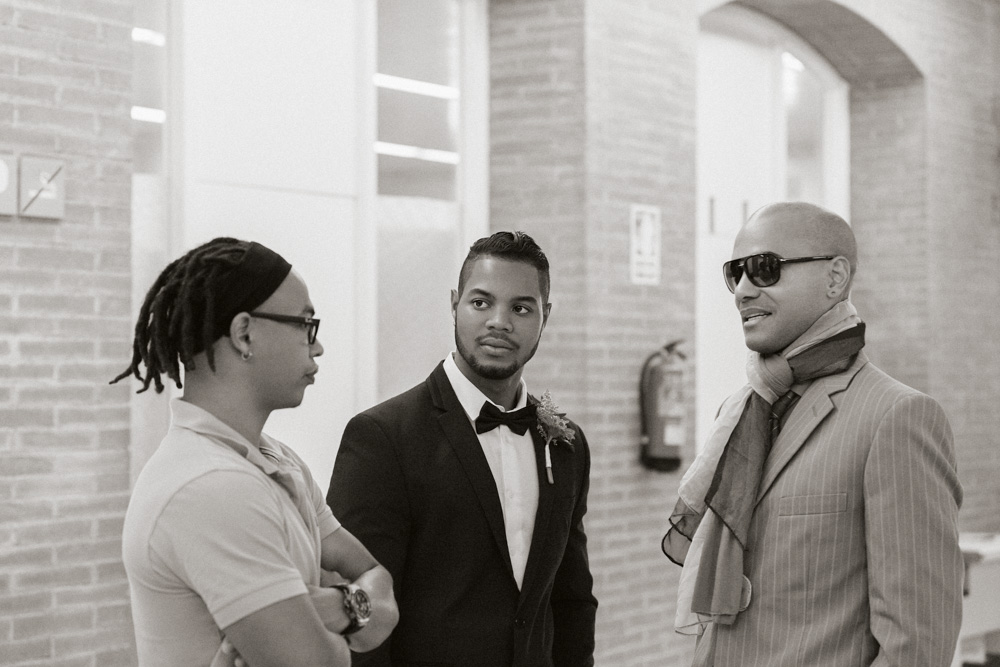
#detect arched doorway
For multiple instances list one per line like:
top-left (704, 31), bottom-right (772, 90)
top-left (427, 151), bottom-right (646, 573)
top-left (695, 3), bottom-right (850, 447)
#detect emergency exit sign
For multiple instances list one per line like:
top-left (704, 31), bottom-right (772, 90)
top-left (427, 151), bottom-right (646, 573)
top-left (629, 203), bottom-right (662, 285)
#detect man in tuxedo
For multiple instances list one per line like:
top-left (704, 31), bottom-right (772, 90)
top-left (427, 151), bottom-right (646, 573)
top-left (663, 202), bottom-right (963, 666)
top-left (328, 231), bottom-right (597, 666)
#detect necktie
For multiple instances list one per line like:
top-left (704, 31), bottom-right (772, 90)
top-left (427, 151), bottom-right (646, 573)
top-left (769, 390), bottom-right (800, 445)
top-left (475, 402), bottom-right (537, 436)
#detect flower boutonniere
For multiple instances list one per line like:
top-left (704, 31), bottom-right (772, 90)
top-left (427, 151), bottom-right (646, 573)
top-left (534, 391), bottom-right (575, 484)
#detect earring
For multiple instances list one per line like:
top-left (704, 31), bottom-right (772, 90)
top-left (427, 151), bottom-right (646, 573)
top-left (242, 350), bottom-right (253, 361)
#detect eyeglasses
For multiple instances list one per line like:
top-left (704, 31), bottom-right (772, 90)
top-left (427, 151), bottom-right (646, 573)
top-left (248, 312), bottom-right (321, 344)
top-left (723, 253), bottom-right (835, 293)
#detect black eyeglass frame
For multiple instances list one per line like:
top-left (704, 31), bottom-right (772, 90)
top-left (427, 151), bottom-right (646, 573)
top-left (248, 312), bottom-right (321, 344)
top-left (723, 253), bottom-right (836, 293)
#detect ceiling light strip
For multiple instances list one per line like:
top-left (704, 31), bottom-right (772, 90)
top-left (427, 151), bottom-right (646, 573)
top-left (131, 106), bottom-right (166, 123)
top-left (132, 27), bottom-right (166, 47)
top-left (375, 141), bottom-right (460, 165)
top-left (374, 73), bottom-right (459, 100)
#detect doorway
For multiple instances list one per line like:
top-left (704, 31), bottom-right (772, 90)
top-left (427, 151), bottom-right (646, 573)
top-left (695, 4), bottom-right (850, 447)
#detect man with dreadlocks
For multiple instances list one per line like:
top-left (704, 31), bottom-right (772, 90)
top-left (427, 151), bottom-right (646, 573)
top-left (115, 238), bottom-right (398, 667)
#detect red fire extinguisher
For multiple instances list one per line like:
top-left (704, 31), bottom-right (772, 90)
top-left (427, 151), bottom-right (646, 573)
top-left (639, 339), bottom-right (687, 472)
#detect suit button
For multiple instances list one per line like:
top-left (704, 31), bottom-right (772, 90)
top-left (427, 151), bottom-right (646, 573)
top-left (514, 619), bottom-right (526, 628)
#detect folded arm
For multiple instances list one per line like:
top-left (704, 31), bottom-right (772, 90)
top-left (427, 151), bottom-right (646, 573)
top-left (313, 527), bottom-right (399, 652)
top-left (222, 595), bottom-right (351, 667)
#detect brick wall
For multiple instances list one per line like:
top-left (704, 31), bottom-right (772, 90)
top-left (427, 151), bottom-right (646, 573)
top-left (0, 2), bottom-right (135, 665)
top-left (849, 82), bottom-right (929, 391)
top-left (581, 3), bottom-right (697, 664)
top-left (920, 0), bottom-right (1000, 532)
top-left (978, 0), bottom-right (1000, 532)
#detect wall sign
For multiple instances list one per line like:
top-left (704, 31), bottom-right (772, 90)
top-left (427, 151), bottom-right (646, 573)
top-left (629, 203), bottom-right (662, 285)
top-left (19, 156), bottom-right (66, 219)
top-left (0, 153), bottom-right (15, 215)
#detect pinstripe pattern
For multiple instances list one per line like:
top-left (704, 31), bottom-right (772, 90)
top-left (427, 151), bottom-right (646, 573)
top-left (710, 352), bottom-right (963, 666)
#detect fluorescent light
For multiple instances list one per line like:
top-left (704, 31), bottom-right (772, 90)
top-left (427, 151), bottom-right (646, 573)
top-left (131, 106), bottom-right (166, 123)
top-left (374, 73), bottom-right (459, 100)
top-left (782, 51), bottom-right (805, 72)
top-left (375, 141), bottom-right (459, 165)
top-left (132, 27), bottom-right (166, 47)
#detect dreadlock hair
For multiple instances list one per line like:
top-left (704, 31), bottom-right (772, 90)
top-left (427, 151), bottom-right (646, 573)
top-left (457, 230), bottom-right (551, 302)
top-left (110, 237), bottom-right (252, 394)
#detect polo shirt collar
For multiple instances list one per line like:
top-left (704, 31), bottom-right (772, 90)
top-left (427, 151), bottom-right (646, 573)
top-left (169, 398), bottom-right (282, 476)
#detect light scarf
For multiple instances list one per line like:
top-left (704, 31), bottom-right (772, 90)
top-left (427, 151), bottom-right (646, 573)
top-left (662, 301), bottom-right (865, 643)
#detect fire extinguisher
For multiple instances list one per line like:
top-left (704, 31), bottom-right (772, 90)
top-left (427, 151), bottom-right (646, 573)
top-left (639, 339), bottom-right (687, 472)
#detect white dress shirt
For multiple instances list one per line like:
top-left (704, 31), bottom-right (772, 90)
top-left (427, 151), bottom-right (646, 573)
top-left (443, 352), bottom-right (539, 589)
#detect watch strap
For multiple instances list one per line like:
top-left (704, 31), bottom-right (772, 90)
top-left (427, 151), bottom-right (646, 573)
top-left (332, 583), bottom-right (367, 635)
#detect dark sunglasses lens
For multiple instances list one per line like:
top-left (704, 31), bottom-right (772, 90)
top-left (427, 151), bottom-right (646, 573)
top-left (745, 254), bottom-right (780, 287)
top-left (723, 260), bottom-right (742, 292)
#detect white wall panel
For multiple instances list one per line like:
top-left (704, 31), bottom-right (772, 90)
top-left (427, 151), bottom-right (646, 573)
top-left (375, 196), bottom-right (460, 401)
top-left (181, 0), bottom-right (358, 196)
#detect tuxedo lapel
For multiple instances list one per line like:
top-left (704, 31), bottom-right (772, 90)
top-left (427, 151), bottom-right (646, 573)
top-left (754, 353), bottom-right (868, 506)
top-left (518, 416), bottom-right (556, 600)
top-left (427, 364), bottom-right (515, 580)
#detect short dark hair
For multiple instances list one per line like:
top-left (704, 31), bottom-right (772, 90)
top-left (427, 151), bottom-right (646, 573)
top-left (110, 237), bottom-right (253, 393)
top-left (457, 231), bottom-right (550, 302)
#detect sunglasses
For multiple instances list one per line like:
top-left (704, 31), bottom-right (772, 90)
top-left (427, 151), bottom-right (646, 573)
top-left (249, 312), bottom-right (321, 344)
top-left (723, 253), bottom-right (835, 293)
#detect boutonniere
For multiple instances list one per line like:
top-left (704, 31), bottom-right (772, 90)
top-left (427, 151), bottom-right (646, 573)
top-left (534, 391), bottom-right (575, 484)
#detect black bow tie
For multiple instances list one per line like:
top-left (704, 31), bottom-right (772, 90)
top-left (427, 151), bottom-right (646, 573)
top-left (475, 402), bottom-right (537, 436)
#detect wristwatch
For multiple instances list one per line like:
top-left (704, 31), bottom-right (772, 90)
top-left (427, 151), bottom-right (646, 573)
top-left (332, 583), bottom-right (371, 635)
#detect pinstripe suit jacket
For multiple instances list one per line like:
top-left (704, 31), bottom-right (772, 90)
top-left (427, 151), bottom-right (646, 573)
top-left (709, 351), bottom-right (963, 667)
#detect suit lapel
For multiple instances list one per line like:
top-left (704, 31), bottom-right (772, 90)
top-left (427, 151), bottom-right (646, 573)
top-left (754, 353), bottom-right (868, 506)
top-left (518, 410), bottom-right (555, 600)
top-left (427, 363), bottom-right (515, 580)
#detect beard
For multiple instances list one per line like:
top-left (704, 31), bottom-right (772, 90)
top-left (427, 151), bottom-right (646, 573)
top-left (454, 328), bottom-right (542, 381)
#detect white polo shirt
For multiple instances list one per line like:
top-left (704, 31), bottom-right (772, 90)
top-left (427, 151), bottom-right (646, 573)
top-left (443, 352), bottom-right (539, 589)
top-left (122, 399), bottom-right (341, 667)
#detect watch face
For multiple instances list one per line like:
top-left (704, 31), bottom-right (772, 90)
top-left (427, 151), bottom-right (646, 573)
top-left (352, 588), bottom-right (372, 620)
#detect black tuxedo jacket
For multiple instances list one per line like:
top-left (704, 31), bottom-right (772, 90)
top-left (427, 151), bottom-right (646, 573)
top-left (327, 362), bottom-right (597, 667)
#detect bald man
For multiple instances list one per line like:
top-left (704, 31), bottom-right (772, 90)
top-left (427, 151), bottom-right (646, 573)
top-left (663, 202), bottom-right (963, 666)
